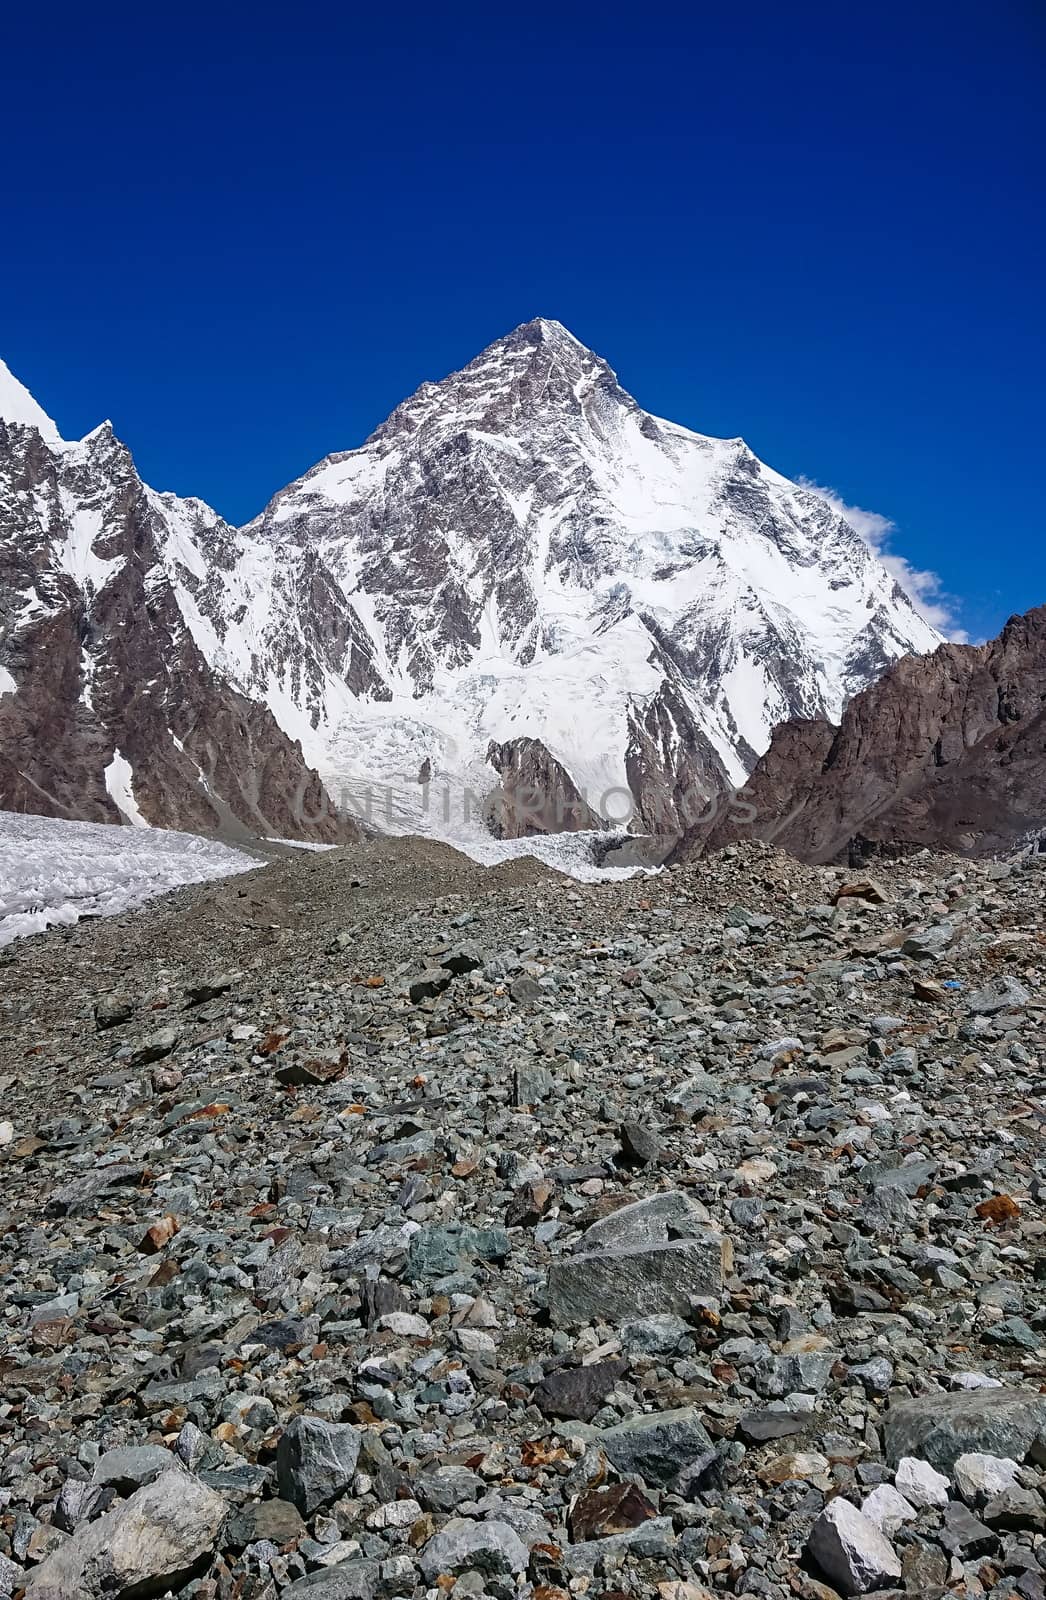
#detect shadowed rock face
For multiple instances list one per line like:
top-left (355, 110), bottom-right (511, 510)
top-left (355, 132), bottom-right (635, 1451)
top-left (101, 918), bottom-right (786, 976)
top-left (676, 605), bottom-right (1046, 864)
top-left (0, 419), bottom-right (349, 842)
top-left (484, 737), bottom-right (602, 837)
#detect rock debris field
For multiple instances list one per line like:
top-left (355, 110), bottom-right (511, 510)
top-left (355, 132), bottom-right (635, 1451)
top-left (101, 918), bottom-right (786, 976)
top-left (0, 835), bottom-right (1043, 1600)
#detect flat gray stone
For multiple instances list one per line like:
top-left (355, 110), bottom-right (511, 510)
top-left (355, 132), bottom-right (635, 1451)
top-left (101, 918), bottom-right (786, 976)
top-left (282, 1562), bottom-right (380, 1599)
top-left (578, 1190), bottom-right (710, 1253)
top-left (45, 1163), bottom-right (146, 1216)
top-left (563, 1405), bottom-right (714, 1487)
top-left (561, 1516), bottom-right (677, 1574)
top-left (884, 1388), bottom-right (1046, 1473)
top-left (547, 1235), bottom-right (724, 1326)
top-left (92, 1445), bottom-right (176, 1494)
top-left (404, 1223), bottom-right (510, 1283)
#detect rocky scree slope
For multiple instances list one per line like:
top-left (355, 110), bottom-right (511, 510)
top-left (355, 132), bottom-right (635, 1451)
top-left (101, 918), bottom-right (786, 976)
top-left (678, 605), bottom-right (1046, 866)
top-left (0, 837), bottom-right (1043, 1597)
top-left (0, 326), bottom-right (940, 842)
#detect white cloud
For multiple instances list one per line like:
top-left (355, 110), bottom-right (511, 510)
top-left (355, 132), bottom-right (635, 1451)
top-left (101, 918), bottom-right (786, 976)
top-left (800, 478), bottom-right (968, 642)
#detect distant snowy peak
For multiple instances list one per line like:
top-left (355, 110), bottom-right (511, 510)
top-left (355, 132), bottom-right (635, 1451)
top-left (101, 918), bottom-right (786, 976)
top-left (0, 319), bottom-right (945, 852)
top-left (228, 317), bottom-right (942, 840)
top-left (0, 357), bottom-right (61, 443)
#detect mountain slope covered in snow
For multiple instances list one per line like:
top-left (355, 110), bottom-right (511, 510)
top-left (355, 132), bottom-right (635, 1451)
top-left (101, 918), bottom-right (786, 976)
top-left (0, 325), bottom-right (942, 846)
top-left (0, 370), bottom-right (349, 842)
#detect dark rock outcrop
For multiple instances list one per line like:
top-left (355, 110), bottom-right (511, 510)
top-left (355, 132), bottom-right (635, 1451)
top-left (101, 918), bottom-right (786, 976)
top-left (677, 605), bottom-right (1046, 863)
top-left (0, 418), bottom-right (351, 842)
top-left (484, 737), bottom-right (603, 837)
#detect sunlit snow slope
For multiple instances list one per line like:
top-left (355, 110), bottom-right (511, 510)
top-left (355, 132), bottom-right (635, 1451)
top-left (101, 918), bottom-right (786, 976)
top-left (219, 319), bottom-right (941, 836)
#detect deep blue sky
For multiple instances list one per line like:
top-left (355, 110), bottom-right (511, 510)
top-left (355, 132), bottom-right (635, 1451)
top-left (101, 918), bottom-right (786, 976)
top-left (3, 0), bottom-right (1043, 642)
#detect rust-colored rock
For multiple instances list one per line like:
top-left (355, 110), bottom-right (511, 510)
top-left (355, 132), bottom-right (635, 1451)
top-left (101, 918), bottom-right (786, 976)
top-left (139, 1214), bottom-right (179, 1254)
top-left (568, 1482), bottom-right (657, 1542)
top-left (975, 1194), bottom-right (1021, 1225)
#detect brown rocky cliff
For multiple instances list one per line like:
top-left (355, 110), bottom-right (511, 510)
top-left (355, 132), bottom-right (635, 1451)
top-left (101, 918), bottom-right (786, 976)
top-left (677, 605), bottom-right (1046, 863)
top-left (484, 737), bottom-right (602, 837)
top-left (0, 419), bottom-right (353, 842)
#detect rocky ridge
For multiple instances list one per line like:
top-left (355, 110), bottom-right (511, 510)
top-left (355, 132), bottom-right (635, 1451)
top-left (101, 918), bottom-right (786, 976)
top-left (678, 606), bottom-right (1046, 865)
top-left (0, 836), bottom-right (1043, 1597)
top-left (0, 413), bottom-right (346, 842)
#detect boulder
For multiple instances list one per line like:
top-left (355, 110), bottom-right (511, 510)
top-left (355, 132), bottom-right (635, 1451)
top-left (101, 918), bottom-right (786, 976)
top-left (276, 1416), bottom-right (362, 1514)
top-left (884, 1388), bottom-right (1046, 1473)
top-left (806, 1498), bottom-right (902, 1595)
top-left (419, 1518), bottom-right (528, 1582)
top-left (547, 1236), bottom-right (724, 1326)
top-left (25, 1470), bottom-right (225, 1598)
top-left (564, 1405), bottom-right (714, 1488)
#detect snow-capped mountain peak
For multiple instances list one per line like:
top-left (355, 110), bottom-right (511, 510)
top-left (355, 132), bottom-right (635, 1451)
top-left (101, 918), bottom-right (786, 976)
top-left (0, 358), bottom-right (61, 443)
top-left (220, 320), bottom-right (943, 839)
top-left (0, 321), bottom-right (944, 851)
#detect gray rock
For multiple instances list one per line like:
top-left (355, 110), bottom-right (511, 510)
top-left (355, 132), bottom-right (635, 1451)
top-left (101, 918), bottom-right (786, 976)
top-left (418, 1518), bottom-right (529, 1582)
top-left (895, 1455), bottom-right (949, 1507)
top-left (224, 1497), bottom-right (306, 1551)
top-left (547, 1235), bottom-right (724, 1325)
top-left (560, 1516), bottom-right (677, 1574)
top-left (53, 1481), bottom-right (113, 1533)
top-left (578, 1190), bottom-right (710, 1253)
top-left (276, 1416), bottom-right (362, 1514)
top-left (982, 1315), bottom-right (1040, 1350)
top-left (564, 1405), bottom-right (714, 1487)
top-left (533, 1357), bottom-right (628, 1421)
top-left (282, 1562), bottom-right (381, 1599)
top-left (953, 1451), bottom-right (1021, 1502)
top-left (982, 1485), bottom-right (1046, 1531)
top-left (738, 1408), bottom-right (814, 1444)
top-left (93, 997), bottom-right (133, 1030)
top-left (91, 1444), bottom-right (176, 1494)
top-left (414, 1465), bottom-right (484, 1512)
top-left (939, 1500), bottom-right (996, 1555)
top-left (619, 1313), bottom-right (691, 1354)
top-left (884, 1388), bottom-right (1046, 1473)
top-left (618, 1120), bottom-right (662, 1165)
top-left (405, 1222), bottom-right (510, 1283)
top-left (969, 974), bottom-right (1030, 1014)
top-left (439, 942), bottom-right (484, 975)
top-left (131, 1026), bottom-right (179, 1065)
top-left (25, 1469), bottom-right (226, 1598)
top-left (45, 1163), bottom-right (147, 1216)
top-left (850, 1357), bottom-right (894, 1395)
top-left (806, 1497), bottom-right (902, 1594)
top-left (860, 1158), bottom-right (937, 1195)
top-left (860, 1483), bottom-right (917, 1538)
top-left (409, 968), bottom-right (453, 1004)
top-left (0, 1555), bottom-right (23, 1600)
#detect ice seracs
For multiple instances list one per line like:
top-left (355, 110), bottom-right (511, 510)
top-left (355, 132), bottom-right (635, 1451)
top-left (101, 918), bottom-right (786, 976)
top-left (0, 811), bottom-right (258, 946)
